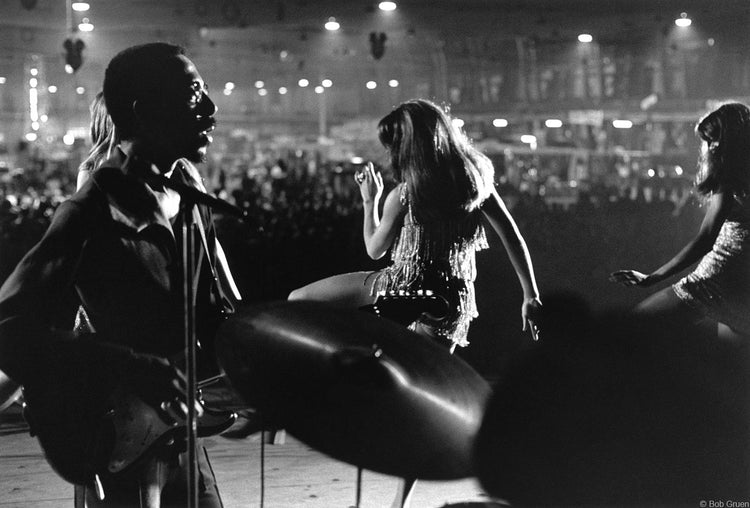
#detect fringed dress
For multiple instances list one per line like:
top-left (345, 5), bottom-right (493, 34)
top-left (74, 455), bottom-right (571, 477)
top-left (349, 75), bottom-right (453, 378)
top-left (371, 185), bottom-right (488, 347)
top-left (673, 194), bottom-right (750, 335)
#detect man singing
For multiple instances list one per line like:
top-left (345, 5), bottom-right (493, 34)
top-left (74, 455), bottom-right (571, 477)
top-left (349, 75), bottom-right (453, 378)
top-left (0, 42), bottom-right (238, 507)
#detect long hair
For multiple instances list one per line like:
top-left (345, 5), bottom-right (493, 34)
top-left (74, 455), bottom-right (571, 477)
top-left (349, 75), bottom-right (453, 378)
top-left (377, 99), bottom-right (494, 222)
top-left (695, 102), bottom-right (750, 198)
top-left (77, 92), bottom-right (118, 189)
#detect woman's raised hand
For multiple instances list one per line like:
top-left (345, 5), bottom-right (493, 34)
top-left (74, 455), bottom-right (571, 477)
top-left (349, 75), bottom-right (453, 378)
top-left (608, 270), bottom-right (653, 287)
top-left (355, 162), bottom-right (384, 204)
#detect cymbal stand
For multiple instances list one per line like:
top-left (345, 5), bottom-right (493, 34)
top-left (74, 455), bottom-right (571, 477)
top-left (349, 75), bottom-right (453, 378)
top-left (355, 467), bottom-right (363, 507)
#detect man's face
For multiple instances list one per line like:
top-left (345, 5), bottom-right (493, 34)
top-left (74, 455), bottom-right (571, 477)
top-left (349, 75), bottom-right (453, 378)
top-left (145, 55), bottom-right (217, 166)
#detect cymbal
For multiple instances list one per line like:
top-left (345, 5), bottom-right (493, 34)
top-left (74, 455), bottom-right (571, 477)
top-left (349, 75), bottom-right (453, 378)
top-left (215, 300), bottom-right (490, 480)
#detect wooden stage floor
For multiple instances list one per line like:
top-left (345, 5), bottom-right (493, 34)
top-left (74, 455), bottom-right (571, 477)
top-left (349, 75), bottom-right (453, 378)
top-left (0, 406), bottom-right (501, 508)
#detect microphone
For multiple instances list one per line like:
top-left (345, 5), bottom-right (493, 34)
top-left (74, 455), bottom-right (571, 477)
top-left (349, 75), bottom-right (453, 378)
top-left (143, 172), bottom-right (245, 218)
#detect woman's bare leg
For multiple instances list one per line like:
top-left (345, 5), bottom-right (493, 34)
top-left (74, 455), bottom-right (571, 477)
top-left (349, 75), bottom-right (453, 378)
top-left (288, 271), bottom-right (377, 308)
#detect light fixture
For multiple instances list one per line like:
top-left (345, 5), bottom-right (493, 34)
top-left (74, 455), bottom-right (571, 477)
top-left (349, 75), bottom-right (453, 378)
top-left (493, 118), bottom-right (508, 127)
top-left (298, 78), bottom-right (309, 87)
top-left (71, 2), bottom-right (90, 12)
top-left (578, 33), bottom-right (593, 43)
top-left (613, 119), bottom-right (633, 129)
top-left (675, 12), bottom-right (691, 27)
top-left (388, 79), bottom-right (399, 87)
top-left (379, 2), bottom-right (397, 11)
top-left (324, 17), bottom-right (340, 31)
top-left (366, 80), bottom-right (377, 89)
top-left (321, 79), bottom-right (333, 88)
top-left (545, 119), bottom-right (563, 128)
top-left (78, 18), bottom-right (94, 32)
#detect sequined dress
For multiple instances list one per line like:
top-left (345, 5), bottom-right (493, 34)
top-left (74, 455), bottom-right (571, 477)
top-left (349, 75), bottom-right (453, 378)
top-left (673, 195), bottom-right (750, 334)
top-left (370, 186), bottom-right (489, 347)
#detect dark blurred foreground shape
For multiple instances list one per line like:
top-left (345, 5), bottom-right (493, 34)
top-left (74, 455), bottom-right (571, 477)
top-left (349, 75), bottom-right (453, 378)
top-left (475, 292), bottom-right (750, 506)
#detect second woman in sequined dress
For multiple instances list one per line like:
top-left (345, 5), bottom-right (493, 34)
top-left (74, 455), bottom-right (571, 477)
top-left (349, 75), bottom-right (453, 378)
top-left (610, 102), bottom-right (750, 338)
top-left (289, 99), bottom-right (542, 350)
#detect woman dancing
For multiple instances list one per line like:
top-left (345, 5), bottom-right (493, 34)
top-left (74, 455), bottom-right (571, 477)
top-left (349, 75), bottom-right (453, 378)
top-left (610, 102), bottom-right (750, 338)
top-left (290, 99), bottom-right (542, 351)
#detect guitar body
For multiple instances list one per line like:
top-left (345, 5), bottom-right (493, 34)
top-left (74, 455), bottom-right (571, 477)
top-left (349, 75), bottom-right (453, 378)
top-left (23, 380), bottom-right (236, 486)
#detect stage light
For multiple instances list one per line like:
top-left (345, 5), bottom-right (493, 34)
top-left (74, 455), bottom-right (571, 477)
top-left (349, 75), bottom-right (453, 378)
top-left (30, 68), bottom-right (38, 76)
top-left (255, 80), bottom-right (264, 88)
top-left (366, 80), bottom-right (377, 89)
top-left (452, 118), bottom-right (465, 129)
top-left (379, 2), bottom-right (397, 11)
top-left (298, 78), bottom-right (309, 87)
top-left (63, 133), bottom-right (75, 145)
top-left (71, 2), bottom-right (89, 11)
top-left (315, 86), bottom-right (324, 93)
top-left (76, 86), bottom-right (85, 94)
top-left (493, 118), bottom-right (508, 127)
top-left (675, 165), bottom-right (684, 176)
top-left (47, 85), bottom-right (57, 93)
top-left (40, 114), bottom-right (48, 122)
top-left (223, 88), bottom-right (232, 96)
top-left (29, 78), bottom-right (37, 88)
top-left (224, 81), bottom-right (235, 91)
top-left (31, 121), bottom-right (39, 130)
top-left (78, 18), bottom-right (94, 32)
top-left (578, 33), bottom-right (593, 43)
top-left (675, 12), bottom-right (691, 27)
top-left (613, 119), bottom-right (633, 129)
top-left (25, 132), bottom-right (37, 142)
top-left (388, 79), bottom-right (399, 87)
top-left (322, 79), bottom-right (333, 88)
top-left (258, 88), bottom-right (268, 96)
top-left (279, 87), bottom-right (288, 95)
top-left (545, 119), bottom-right (563, 128)
top-left (325, 17), bottom-right (340, 31)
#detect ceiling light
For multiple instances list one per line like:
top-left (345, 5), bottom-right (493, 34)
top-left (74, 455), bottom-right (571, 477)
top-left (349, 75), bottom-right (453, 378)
top-left (258, 88), bottom-right (268, 96)
top-left (493, 118), bottom-right (508, 128)
top-left (675, 13), bottom-right (691, 27)
top-left (30, 68), bottom-right (38, 76)
top-left (315, 86), bottom-right (324, 94)
top-left (76, 86), bottom-right (85, 94)
top-left (279, 87), bottom-right (288, 95)
top-left (321, 79), bottom-right (333, 88)
top-left (25, 133), bottom-right (38, 142)
top-left (47, 85), bottom-right (57, 93)
top-left (366, 80), bottom-right (377, 89)
top-left (71, 2), bottom-right (90, 12)
top-left (388, 79), bottom-right (399, 87)
top-left (578, 33), bottom-right (593, 43)
top-left (379, 2), bottom-right (397, 11)
top-left (298, 78), bottom-right (309, 87)
top-left (545, 119), bottom-right (563, 128)
top-left (78, 18), bottom-right (94, 32)
top-left (613, 119), bottom-right (633, 129)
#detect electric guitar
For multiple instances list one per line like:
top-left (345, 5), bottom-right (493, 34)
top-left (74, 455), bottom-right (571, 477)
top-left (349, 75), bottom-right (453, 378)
top-left (359, 290), bottom-right (450, 326)
top-left (22, 369), bottom-right (236, 487)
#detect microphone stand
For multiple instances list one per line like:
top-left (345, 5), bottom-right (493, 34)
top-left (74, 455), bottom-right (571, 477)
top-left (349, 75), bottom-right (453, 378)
top-left (148, 171), bottom-right (242, 508)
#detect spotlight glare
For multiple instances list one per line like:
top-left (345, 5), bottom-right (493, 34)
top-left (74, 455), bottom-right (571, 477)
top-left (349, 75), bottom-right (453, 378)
top-left (321, 79), bottom-right (333, 88)
top-left (76, 86), bottom-right (85, 95)
top-left (0, 77), bottom-right (5, 84)
top-left (78, 18), bottom-right (94, 32)
top-left (545, 119), bottom-right (563, 128)
top-left (71, 2), bottom-right (90, 11)
top-left (314, 86), bottom-right (324, 94)
top-left (47, 85), bottom-right (57, 93)
top-left (325, 17), bottom-right (340, 31)
top-left (258, 88), bottom-right (268, 96)
top-left (298, 78), bottom-right (309, 87)
top-left (388, 79), bottom-right (399, 87)
top-left (63, 133), bottom-right (75, 145)
top-left (40, 114), bottom-right (48, 122)
top-left (279, 87), bottom-right (288, 95)
top-left (379, 2), bottom-right (397, 11)
top-left (29, 78), bottom-right (37, 88)
top-left (224, 81), bottom-right (235, 90)
top-left (493, 118), bottom-right (508, 128)
top-left (578, 33), bottom-right (593, 43)
top-left (30, 68), bottom-right (38, 76)
top-left (366, 80), bottom-right (377, 89)
top-left (613, 119), bottom-right (633, 129)
top-left (25, 132), bottom-right (38, 142)
top-left (675, 13), bottom-right (692, 27)
top-left (254, 80), bottom-right (265, 88)
top-left (223, 88), bottom-right (232, 96)
top-left (31, 121), bottom-right (39, 131)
